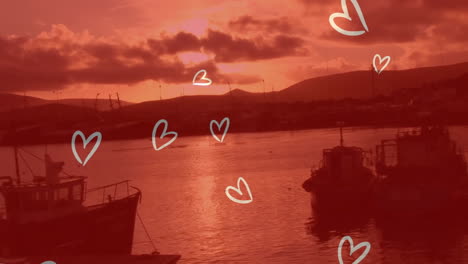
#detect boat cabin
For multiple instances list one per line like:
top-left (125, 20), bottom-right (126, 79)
top-left (376, 126), bottom-right (467, 178)
top-left (0, 176), bottom-right (85, 224)
top-left (320, 146), bottom-right (368, 180)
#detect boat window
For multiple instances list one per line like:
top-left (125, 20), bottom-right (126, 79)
top-left (55, 187), bottom-right (69, 201)
top-left (34, 190), bottom-right (47, 200)
top-left (22, 191), bottom-right (48, 211)
top-left (71, 184), bottom-right (83, 201)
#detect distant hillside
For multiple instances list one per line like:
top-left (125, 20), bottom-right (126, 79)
top-left (0, 93), bottom-right (48, 111)
top-left (3, 61), bottom-right (468, 145)
top-left (0, 93), bottom-right (133, 112)
top-left (58, 98), bottom-right (133, 111)
top-left (109, 62), bottom-right (468, 118)
top-left (278, 62), bottom-right (468, 102)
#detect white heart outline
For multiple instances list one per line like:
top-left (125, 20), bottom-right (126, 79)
top-left (210, 117), bottom-right (230, 142)
top-left (225, 177), bottom-right (253, 204)
top-left (192, 69), bottom-right (212, 86)
top-left (71, 131), bottom-right (102, 166)
top-left (329, 0), bottom-right (369, 36)
top-left (152, 119), bottom-right (178, 151)
top-left (338, 236), bottom-right (371, 264)
top-left (372, 54), bottom-right (391, 74)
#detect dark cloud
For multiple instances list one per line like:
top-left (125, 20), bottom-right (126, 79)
top-left (0, 25), bottom-right (307, 92)
top-left (0, 36), bottom-right (72, 91)
top-left (201, 30), bottom-right (306, 62)
top-left (228, 15), bottom-right (305, 34)
top-left (148, 32), bottom-right (201, 54)
top-left (0, 34), bottom-right (218, 91)
top-left (298, 0), bottom-right (468, 44)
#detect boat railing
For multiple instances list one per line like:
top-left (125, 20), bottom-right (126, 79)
top-left (376, 139), bottom-right (398, 169)
top-left (84, 180), bottom-right (135, 206)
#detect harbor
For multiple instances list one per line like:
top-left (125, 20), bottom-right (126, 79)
top-left (2, 127), bottom-right (468, 263)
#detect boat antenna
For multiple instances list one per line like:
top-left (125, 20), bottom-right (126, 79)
top-left (337, 121), bottom-right (344, 146)
top-left (12, 122), bottom-right (21, 184)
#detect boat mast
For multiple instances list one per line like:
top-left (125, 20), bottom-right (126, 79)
top-left (14, 144), bottom-right (21, 184)
top-left (338, 121), bottom-right (344, 146)
top-left (370, 64), bottom-right (375, 97)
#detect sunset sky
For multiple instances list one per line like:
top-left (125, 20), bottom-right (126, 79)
top-left (0, 0), bottom-right (467, 102)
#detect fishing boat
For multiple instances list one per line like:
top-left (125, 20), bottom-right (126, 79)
top-left (374, 125), bottom-right (468, 214)
top-left (0, 152), bottom-right (141, 257)
top-left (302, 125), bottom-right (375, 210)
top-left (0, 144), bottom-right (180, 263)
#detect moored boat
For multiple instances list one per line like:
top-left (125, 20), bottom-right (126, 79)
top-left (0, 142), bottom-right (180, 263)
top-left (302, 126), bottom-right (375, 210)
top-left (0, 157), bottom-right (141, 257)
top-left (374, 125), bottom-right (468, 215)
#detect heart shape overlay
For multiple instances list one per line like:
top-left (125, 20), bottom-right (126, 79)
top-left (338, 236), bottom-right (371, 264)
top-left (225, 177), bottom-right (253, 204)
top-left (152, 119), bottom-right (178, 151)
top-left (210, 117), bottom-right (230, 142)
top-left (373, 54), bottom-right (391, 74)
top-left (193, 69), bottom-right (212, 86)
top-left (329, 0), bottom-right (369, 36)
top-left (71, 131), bottom-right (102, 166)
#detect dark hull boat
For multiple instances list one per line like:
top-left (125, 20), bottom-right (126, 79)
top-left (302, 126), bottom-right (376, 211)
top-left (0, 147), bottom-right (180, 263)
top-left (374, 126), bottom-right (468, 215)
top-left (0, 176), bottom-right (141, 257)
top-left (1, 180), bottom-right (140, 256)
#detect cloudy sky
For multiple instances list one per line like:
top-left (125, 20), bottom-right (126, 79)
top-left (0, 0), bottom-right (467, 102)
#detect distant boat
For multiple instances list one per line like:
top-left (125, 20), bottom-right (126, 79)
top-left (302, 125), bottom-right (375, 210)
top-left (374, 125), bottom-right (468, 214)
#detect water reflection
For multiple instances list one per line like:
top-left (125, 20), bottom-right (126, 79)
top-left (305, 195), bottom-right (372, 243)
top-left (306, 193), bottom-right (468, 263)
top-left (376, 211), bottom-right (468, 264)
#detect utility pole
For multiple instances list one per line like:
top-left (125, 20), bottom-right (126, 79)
top-left (94, 93), bottom-right (100, 112)
top-left (271, 84), bottom-right (275, 103)
top-left (23, 92), bottom-right (27, 109)
top-left (262, 79), bottom-right (266, 100)
top-left (116, 93), bottom-right (122, 110)
top-left (370, 64), bottom-right (375, 98)
top-left (108, 94), bottom-right (114, 111)
top-left (159, 83), bottom-right (162, 100)
top-left (227, 81), bottom-right (232, 96)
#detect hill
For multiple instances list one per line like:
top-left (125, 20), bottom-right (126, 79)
top-left (278, 62), bottom-right (468, 101)
top-left (0, 93), bottom-right (133, 112)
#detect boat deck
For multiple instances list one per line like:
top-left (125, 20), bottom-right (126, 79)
top-left (1, 255), bottom-right (181, 264)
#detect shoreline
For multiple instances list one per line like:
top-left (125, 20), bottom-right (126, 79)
top-left (2, 122), bottom-right (467, 147)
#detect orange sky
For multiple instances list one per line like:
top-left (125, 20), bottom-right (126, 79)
top-left (0, 0), bottom-right (467, 102)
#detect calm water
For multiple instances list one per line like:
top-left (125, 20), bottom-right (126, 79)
top-left (3, 127), bottom-right (468, 263)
